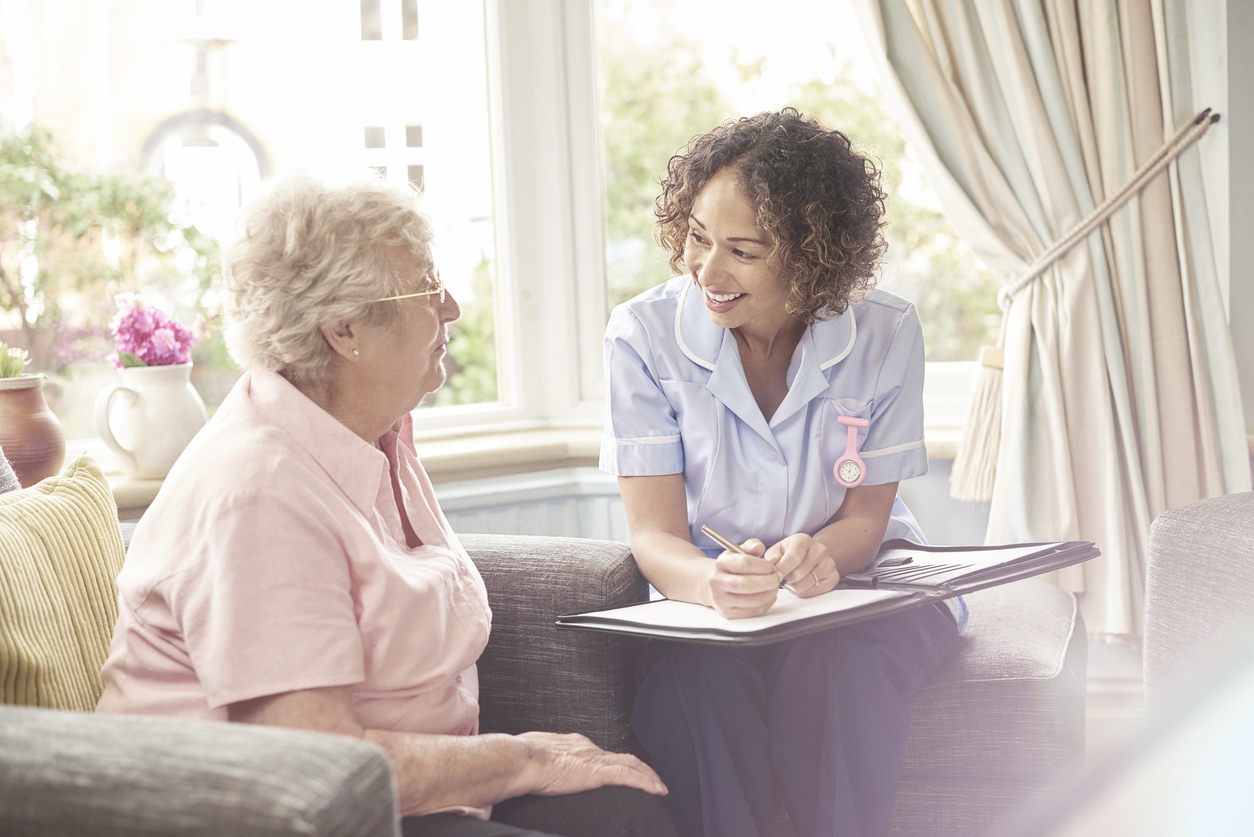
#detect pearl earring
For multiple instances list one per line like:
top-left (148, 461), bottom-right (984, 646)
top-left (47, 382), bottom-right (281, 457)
top-left (352, 349), bottom-right (359, 356)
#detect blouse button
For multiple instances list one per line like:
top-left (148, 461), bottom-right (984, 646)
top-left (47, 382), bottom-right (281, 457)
top-left (769, 452), bottom-right (777, 462)
top-left (456, 674), bottom-right (463, 684)
top-left (458, 561), bottom-right (469, 575)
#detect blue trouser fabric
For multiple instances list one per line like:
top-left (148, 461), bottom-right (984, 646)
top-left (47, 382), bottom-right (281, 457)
top-left (400, 786), bottom-right (679, 837)
top-left (632, 603), bottom-right (958, 837)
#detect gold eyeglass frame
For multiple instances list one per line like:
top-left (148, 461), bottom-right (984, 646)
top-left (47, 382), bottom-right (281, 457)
top-left (369, 271), bottom-right (445, 304)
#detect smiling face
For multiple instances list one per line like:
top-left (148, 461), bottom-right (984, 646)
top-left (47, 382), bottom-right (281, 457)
top-left (684, 167), bottom-right (794, 339)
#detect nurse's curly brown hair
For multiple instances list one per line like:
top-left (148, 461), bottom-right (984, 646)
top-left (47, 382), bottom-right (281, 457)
top-left (655, 108), bottom-right (887, 323)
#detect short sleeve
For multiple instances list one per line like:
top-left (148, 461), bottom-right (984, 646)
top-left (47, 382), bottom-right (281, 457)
top-left (173, 486), bottom-right (366, 709)
top-left (599, 306), bottom-right (685, 476)
top-left (862, 304), bottom-right (928, 484)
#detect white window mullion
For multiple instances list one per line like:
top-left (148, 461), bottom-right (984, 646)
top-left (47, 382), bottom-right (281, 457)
top-left (488, 0), bottom-right (609, 427)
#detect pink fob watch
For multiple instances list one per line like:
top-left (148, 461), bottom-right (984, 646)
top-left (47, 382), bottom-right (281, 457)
top-left (834, 415), bottom-right (870, 488)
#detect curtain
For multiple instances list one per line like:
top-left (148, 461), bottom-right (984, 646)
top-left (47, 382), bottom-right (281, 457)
top-left (850, 0), bottom-right (1251, 637)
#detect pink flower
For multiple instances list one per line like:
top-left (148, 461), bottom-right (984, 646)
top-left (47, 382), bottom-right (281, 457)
top-left (109, 295), bottom-right (198, 368)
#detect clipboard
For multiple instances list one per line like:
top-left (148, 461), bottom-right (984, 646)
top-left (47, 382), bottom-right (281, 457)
top-left (555, 539), bottom-right (1100, 646)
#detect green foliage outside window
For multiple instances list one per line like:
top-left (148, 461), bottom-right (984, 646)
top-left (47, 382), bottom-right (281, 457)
top-left (599, 16), bottom-right (735, 307)
top-left (431, 254), bottom-right (497, 407)
top-left (0, 126), bottom-right (219, 372)
top-left (0, 126), bottom-right (228, 436)
top-left (787, 67), bottom-right (1001, 361)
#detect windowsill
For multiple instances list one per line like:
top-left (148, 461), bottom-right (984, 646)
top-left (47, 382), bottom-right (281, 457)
top-left (75, 357), bottom-right (1245, 518)
top-left (86, 423), bottom-right (965, 520)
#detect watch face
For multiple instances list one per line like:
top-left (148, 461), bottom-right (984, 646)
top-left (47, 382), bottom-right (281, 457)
top-left (838, 460), bottom-right (862, 484)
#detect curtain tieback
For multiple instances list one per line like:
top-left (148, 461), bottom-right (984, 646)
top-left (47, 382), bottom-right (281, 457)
top-left (995, 108), bottom-right (1220, 317)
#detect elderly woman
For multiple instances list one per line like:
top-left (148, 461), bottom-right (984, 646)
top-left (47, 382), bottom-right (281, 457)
top-left (97, 172), bottom-right (674, 837)
top-left (600, 109), bottom-right (965, 837)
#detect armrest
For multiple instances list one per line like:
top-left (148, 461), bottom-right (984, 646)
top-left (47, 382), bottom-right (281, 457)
top-left (0, 705), bottom-right (397, 837)
top-left (1144, 491), bottom-right (1254, 704)
top-left (461, 534), bottom-right (647, 755)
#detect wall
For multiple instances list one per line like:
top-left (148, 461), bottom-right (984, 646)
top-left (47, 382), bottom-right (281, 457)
top-left (436, 461), bottom-right (990, 546)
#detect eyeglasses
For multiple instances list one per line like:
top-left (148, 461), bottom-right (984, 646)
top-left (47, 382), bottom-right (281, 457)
top-left (369, 271), bottom-right (445, 304)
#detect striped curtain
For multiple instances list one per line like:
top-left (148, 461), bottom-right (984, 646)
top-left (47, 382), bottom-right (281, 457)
top-left (851, 0), bottom-right (1250, 637)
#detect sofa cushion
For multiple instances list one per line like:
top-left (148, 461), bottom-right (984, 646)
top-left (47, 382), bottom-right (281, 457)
top-left (0, 455), bottom-right (125, 711)
top-left (901, 580), bottom-right (1086, 778)
top-left (0, 446), bottom-right (19, 494)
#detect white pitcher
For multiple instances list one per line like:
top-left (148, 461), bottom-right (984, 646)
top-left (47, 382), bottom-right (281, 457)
top-left (95, 363), bottom-right (208, 479)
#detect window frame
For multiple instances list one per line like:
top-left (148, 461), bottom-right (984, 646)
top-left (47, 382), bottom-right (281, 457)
top-left (407, 0), bottom-right (608, 441)
top-left (80, 0), bottom-right (973, 490)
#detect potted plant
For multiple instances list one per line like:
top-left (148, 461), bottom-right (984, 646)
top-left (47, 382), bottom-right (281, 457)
top-left (94, 296), bottom-right (206, 480)
top-left (0, 341), bottom-right (65, 487)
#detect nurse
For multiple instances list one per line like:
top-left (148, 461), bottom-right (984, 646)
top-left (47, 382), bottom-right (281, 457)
top-left (600, 108), bottom-right (964, 837)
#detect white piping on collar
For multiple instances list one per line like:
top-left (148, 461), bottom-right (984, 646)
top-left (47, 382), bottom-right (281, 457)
top-left (819, 309), bottom-right (856, 370)
top-left (676, 280), bottom-right (716, 371)
top-left (675, 279), bottom-right (857, 372)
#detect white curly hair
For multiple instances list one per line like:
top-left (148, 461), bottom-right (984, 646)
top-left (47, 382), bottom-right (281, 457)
top-left (222, 170), bottom-right (435, 388)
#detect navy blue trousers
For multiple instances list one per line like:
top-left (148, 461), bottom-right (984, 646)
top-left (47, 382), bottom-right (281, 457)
top-left (632, 603), bottom-right (958, 837)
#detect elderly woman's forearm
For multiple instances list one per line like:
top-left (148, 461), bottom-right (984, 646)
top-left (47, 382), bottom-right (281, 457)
top-left (364, 729), bottom-right (537, 815)
top-left (231, 686), bottom-right (534, 813)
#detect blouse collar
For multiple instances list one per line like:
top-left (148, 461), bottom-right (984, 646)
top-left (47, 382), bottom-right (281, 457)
top-left (672, 276), bottom-right (858, 442)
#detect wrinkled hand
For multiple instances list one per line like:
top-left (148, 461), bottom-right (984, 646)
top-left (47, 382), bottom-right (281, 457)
top-left (765, 534), bottom-right (840, 598)
top-left (705, 538), bottom-right (781, 619)
top-left (516, 732), bottom-right (667, 797)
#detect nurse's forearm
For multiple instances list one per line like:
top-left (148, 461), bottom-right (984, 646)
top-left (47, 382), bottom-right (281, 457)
top-left (630, 527), bottom-right (724, 607)
top-left (813, 481), bottom-right (899, 577)
top-left (619, 474), bottom-right (783, 614)
top-left (619, 473), bottom-right (724, 606)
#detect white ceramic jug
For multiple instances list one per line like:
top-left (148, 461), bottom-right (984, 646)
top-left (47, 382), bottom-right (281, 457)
top-left (95, 363), bottom-right (208, 479)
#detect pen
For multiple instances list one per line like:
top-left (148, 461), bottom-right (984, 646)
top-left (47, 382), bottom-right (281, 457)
top-left (700, 524), bottom-right (800, 594)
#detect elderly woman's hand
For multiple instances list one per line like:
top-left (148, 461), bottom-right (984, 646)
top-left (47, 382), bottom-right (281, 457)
top-left (515, 731), bottom-right (667, 797)
top-left (230, 685), bottom-right (666, 816)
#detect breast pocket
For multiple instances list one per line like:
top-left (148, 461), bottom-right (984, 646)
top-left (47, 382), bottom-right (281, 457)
top-left (819, 398), bottom-right (873, 517)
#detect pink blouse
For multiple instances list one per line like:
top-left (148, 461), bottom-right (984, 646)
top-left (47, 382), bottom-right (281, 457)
top-left (98, 368), bottom-right (492, 748)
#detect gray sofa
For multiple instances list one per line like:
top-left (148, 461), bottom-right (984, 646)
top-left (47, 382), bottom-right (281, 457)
top-left (1, 526), bottom-right (1086, 837)
top-left (1143, 490), bottom-right (1254, 706)
top-left (463, 535), bottom-right (1088, 837)
top-left (984, 490), bottom-right (1254, 836)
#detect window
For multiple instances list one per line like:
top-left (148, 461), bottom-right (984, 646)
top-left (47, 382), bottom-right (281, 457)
top-left (0, 0), bottom-right (506, 461)
top-left (0, 2), bottom-right (985, 484)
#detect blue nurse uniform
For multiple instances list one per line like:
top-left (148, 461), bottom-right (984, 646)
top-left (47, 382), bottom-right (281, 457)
top-left (600, 276), bottom-right (963, 837)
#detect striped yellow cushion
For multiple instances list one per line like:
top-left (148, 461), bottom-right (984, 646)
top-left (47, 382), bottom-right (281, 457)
top-left (0, 455), bottom-right (124, 711)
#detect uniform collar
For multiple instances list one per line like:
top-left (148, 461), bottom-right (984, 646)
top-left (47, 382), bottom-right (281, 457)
top-left (244, 368), bottom-right (396, 517)
top-left (673, 277), bottom-right (858, 437)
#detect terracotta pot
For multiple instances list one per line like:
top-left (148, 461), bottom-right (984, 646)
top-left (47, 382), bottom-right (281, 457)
top-left (95, 363), bottom-right (207, 480)
top-left (0, 374), bottom-right (67, 488)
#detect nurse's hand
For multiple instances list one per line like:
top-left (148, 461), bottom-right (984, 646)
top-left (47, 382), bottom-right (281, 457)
top-left (706, 538), bottom-right (782, 618)
top-left (766, 534), bottom-right (840, 598)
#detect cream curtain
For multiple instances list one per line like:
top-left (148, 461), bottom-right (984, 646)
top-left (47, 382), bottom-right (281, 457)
top-left (850, 0), bottom-right (1251, 637)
